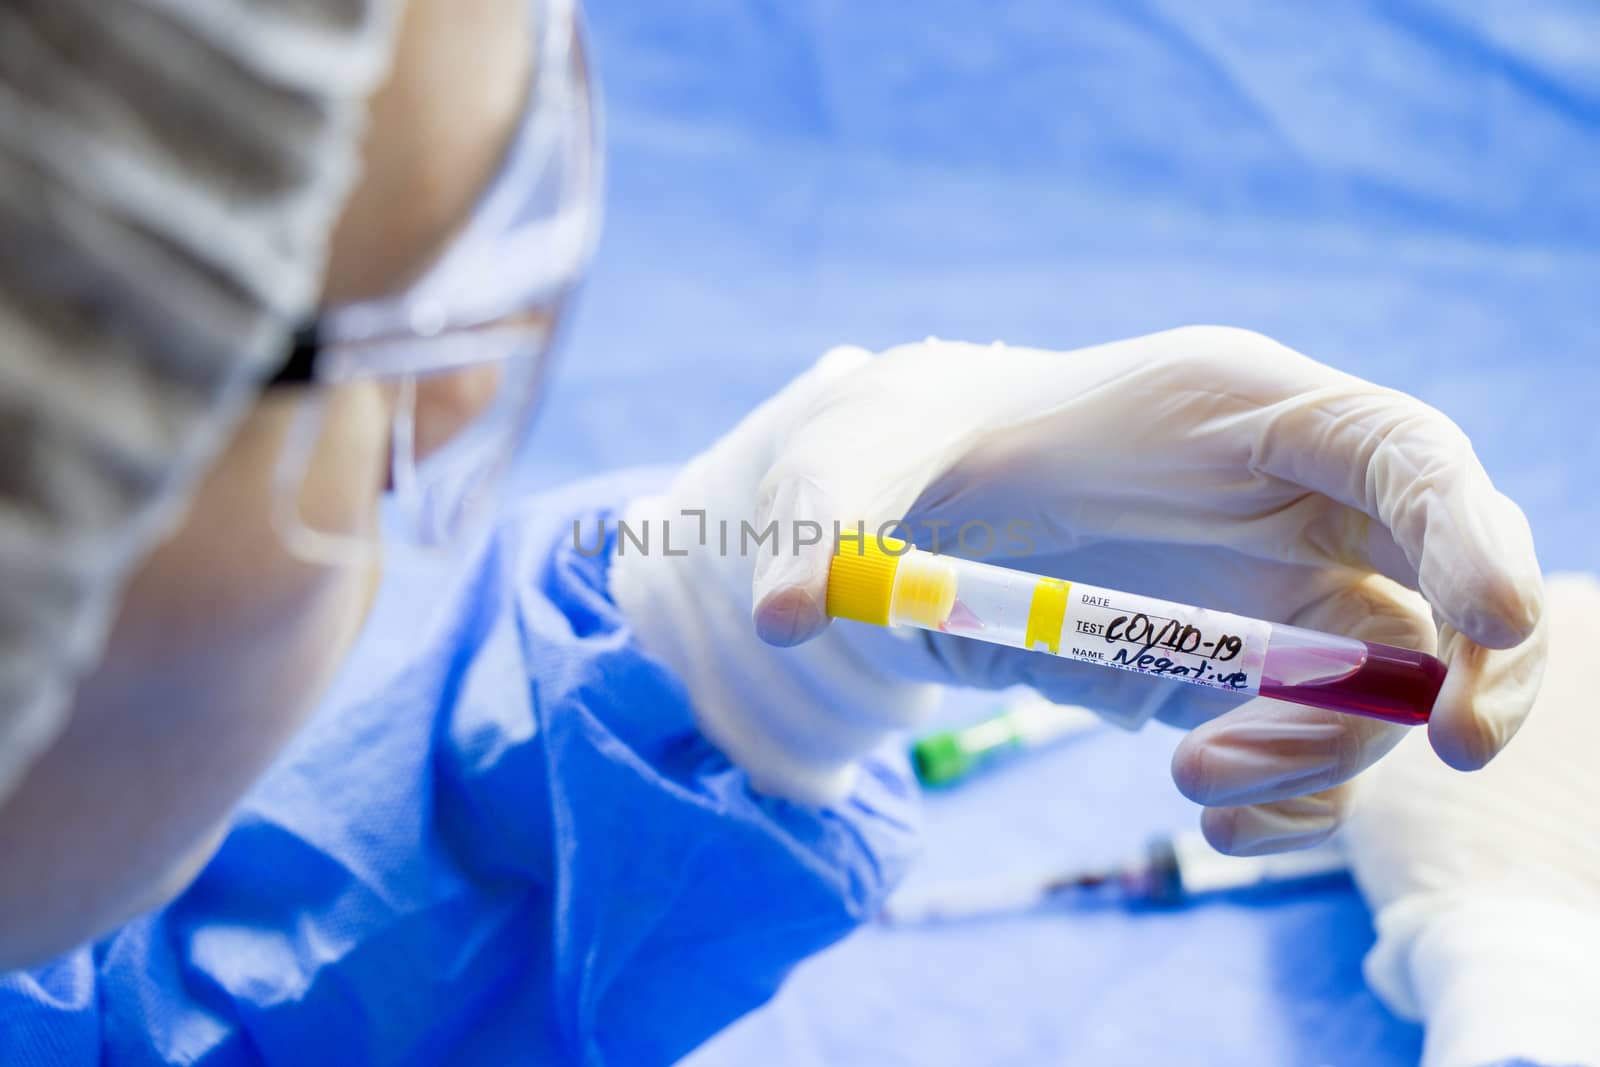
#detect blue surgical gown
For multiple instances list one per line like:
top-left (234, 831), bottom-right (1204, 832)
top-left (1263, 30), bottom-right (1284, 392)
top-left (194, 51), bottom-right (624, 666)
top-left (0, 473), bottom-right (918, 1066)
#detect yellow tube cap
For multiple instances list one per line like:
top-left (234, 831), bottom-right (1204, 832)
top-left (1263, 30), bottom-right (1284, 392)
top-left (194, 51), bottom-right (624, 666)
top-left (826, 534), bottom-right (906, 626)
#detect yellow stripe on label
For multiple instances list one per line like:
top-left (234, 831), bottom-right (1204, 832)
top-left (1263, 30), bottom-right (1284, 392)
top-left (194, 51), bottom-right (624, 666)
top-left (1025, 578), bottom-right (1071, 654)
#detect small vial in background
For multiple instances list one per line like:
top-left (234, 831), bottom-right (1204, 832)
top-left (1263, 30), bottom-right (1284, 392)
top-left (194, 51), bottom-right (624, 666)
top-left (880, 831), bottom-right (1350, 924)
top-left (911, 696), bottom-right (1100, 788)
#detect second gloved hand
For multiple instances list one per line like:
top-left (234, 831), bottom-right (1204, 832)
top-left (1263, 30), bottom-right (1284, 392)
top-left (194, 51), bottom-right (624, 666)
top-left (615, 329), bottom-right (1546, 850)
top-left (1342, 574), bottom-right (1600, 1067)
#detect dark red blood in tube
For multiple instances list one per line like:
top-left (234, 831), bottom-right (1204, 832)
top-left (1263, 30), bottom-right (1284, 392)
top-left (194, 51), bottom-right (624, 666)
top-left (1259, 641), bottom-right (1445, 726)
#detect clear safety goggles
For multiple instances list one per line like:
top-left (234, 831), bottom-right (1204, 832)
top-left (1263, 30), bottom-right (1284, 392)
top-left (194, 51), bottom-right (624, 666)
top-left (268, 0), bottom-right (601, 566)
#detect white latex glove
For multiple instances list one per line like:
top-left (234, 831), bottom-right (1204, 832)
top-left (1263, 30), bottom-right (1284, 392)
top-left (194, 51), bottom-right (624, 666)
top-left (613, 348), bottom-right (943, 805)
top-left (1343, 573), bottom-right (1600, 1067)
top-left (614, 329), bottom-right (1547, 851)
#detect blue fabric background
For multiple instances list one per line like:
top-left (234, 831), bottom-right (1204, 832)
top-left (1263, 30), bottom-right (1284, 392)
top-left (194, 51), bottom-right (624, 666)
top-left (0, 483), bottom-right (921, 1066)
top-left (521, 3), bottom-right (1599, 1064)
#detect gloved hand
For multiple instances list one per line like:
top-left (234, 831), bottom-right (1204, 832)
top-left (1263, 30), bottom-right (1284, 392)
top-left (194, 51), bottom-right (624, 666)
top-left (1342, 573), bottom-right (1600, 1067)
top-left (613, 328), bottom-right (1546, 853)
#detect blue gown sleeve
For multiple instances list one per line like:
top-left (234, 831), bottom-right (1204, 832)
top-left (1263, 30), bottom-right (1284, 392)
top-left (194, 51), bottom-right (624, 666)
top-left (0, 472), bottom-right (920, 1066)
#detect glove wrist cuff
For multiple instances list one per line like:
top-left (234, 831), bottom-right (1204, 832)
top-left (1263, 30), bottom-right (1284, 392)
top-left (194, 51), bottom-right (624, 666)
top-left (1367, 894), bottom-right (1600, 1067)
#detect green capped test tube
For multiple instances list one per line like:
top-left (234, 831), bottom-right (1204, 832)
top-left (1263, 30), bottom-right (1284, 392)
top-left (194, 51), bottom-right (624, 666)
top-left (911, 696), bottom-right (1099, 787)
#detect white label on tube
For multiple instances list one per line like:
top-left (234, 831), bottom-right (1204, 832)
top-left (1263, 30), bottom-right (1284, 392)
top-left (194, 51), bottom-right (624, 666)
top-left (1056, 583), bottom-right (1271, 695)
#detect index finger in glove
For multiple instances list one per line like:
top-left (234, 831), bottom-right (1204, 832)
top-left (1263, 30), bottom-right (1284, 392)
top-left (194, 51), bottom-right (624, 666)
top-left (1234, 332), bottom-right (1543, 652)
top-left (1256, 370), bottom-right (1549, 766)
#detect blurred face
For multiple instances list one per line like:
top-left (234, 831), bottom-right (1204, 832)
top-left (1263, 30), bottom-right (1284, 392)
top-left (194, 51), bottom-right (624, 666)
top-left (0, 0), bottom-right (535, 968)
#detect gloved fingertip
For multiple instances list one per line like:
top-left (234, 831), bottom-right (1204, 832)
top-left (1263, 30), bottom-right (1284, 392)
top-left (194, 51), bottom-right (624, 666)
top-left (1436, 498), bottom-right (1545, 650)
top-left (753, 585), bottom-right (829, 647)
top-left (1198, 808), bottom-right (1233, 853)
top-left (1427, 636), bottom-right (1535, 771)
top-left (1425, 702), bottom-right (1499, 772)
top-left (750, 514), bottom-right (836, 648)
top-left (1508, 574), bottom-right (1545, 645)
top-left (1201, 805), bottom-right (1339, 857)
top-left (1456, 574), bottom-right (1544, 651)
top-left (1492, 496), bottom-right (1547, 643)
top-left (1169, 737), bottom-right (1211, 805)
